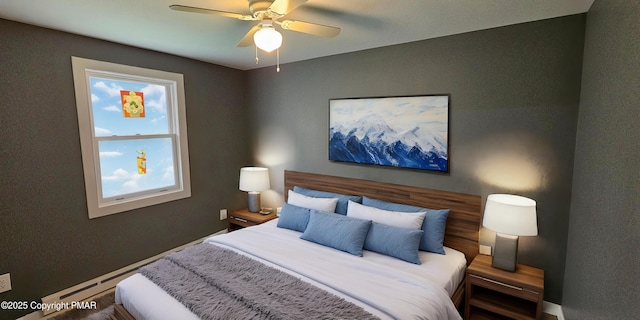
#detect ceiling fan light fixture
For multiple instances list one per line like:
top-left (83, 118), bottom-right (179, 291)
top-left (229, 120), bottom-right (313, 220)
top-left (254, 20), bottom-right (282, 52)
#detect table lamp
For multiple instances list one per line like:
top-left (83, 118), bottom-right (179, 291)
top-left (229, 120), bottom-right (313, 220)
top-left (482, 194), bottom-right (538, 272)
top-left (239, 167), bottom-right (270, 213)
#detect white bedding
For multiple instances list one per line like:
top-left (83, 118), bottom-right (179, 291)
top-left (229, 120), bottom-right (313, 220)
top-left (116, 219), bottom-right (466, 320)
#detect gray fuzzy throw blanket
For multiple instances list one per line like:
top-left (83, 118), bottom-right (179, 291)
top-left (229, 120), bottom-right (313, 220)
top-left (139, 244), bottom-right (379, 320)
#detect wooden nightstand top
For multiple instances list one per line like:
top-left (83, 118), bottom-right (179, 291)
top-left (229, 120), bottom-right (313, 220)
top-left (228, 208), bottom-right (278, 232)
top-left (468, 254), bottom-right (544, 293)
top-left (466, 255), bottom-right (545, 319)
top-left (229, 208), bottom-right (277, 224)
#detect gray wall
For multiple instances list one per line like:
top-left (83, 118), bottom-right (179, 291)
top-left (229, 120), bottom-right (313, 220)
top-left (7, 7), bottom-right (630, 317)
top-left (0, 19), bottom-right (249, 318)
top-left (562, 0), bottom-right (640, 319)
top-left (247, 15), bottom-right (586, 303)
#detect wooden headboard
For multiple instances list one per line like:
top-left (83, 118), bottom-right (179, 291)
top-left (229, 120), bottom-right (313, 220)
top-left (284, 170), bottom-right (482, 265)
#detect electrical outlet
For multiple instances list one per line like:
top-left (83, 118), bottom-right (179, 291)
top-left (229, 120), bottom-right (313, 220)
top-left (479, 245), bottom-right (492, 256)
top-left (220, 209), bottom-right (227, 221)
top-left (0, 273), bottom-right (11, 293)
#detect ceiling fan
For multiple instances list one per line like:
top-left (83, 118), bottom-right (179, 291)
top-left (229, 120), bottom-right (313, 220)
top-left (169, 0), bottom-right (341, 52)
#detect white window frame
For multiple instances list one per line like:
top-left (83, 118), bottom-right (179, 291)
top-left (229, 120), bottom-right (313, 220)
top-left (72, 57), bottom-right (191, 219)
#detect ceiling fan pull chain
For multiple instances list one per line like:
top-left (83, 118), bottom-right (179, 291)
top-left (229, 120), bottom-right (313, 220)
top-left (276, 48), bottom-right (280, 72)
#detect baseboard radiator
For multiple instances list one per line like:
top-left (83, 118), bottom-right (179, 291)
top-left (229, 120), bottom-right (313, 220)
top-left (22, 230), bottom-right (225, 319)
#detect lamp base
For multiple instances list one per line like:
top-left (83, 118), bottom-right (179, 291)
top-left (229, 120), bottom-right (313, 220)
top-left (492, 233), bottom-right (519, 272)
top-left (247, 192), bottom-right (261, 213)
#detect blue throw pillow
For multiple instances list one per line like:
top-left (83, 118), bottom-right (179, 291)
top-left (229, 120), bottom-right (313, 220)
top-left (362, 196), bottom-right (450, 255)
top-left (293, 186), bottom-right (362, 215)
top-left (300, 210), bottom-right (371, 256)
top-left (276, 203), bottom-right (311, 232)
top-left (364, 222), bottom-right (424, 264)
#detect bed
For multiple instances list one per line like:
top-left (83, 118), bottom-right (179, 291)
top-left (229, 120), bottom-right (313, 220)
top-left (113, 170), bottom-right (482, 320)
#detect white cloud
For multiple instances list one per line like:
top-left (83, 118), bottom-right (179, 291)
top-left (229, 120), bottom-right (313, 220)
top-left (150, 115), bottom-right (166, 123)
top-left (93, 81), bottom-right (123, 97)
top-left (146, 99), bottom-right (165, 113)
top-left (100, 164), bottom-right (164, 198)
top-left (162, 166), bottom-right (174, 181)
top-left (99, 151), bottom-right (123, 158)
top-left (141, 84), bottom-right (166, 113)
top-left (94, 127), bottom-right (112, 135)
top-left (141, 84), bottom-right (165, 97)
top-left (91, 94), bottom-right (100, 102)
top-left (102, 168), bottom-right (144, 194)
top-left (102, 168), bottom-right (134, 181)
top-left (100, 171), bottom-right (140, 193)
top-left (103, 105), bottom-right (120, 112)
top-left (122, 179), bottom-right (139, 191)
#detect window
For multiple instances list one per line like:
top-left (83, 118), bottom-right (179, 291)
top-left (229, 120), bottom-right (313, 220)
top-left (72, 57), bottom-right (191, 218)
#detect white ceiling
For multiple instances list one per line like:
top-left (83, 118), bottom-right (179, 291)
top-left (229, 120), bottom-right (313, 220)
top-left (0, 0), bottom-right (594, 70)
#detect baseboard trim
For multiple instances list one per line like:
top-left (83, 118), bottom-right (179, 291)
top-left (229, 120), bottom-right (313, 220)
top-left (17, 230), bottom-right (226, 320)
top-left (543, 301), bottom-right (565, 320)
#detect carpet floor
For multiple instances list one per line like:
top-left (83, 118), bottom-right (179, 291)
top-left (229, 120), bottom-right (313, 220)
top-left (48, 290), bottom-right (115, 320)
top-left (49, 290), bottom-right (559, 320)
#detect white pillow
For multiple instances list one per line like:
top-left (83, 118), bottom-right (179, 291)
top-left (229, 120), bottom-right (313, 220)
top-left (346, 200), bottom-right (426, 230)
top-left (287, 190), bottom-right (339, 213)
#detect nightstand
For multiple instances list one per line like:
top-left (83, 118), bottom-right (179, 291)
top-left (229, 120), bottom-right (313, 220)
top-left (227, 208), bottom-right (277, 232)
top-left (465, 254), bottom-right (544, 320)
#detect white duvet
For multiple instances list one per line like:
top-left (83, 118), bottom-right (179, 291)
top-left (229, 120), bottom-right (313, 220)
top-left (116, 219), bottom-right (465, 320)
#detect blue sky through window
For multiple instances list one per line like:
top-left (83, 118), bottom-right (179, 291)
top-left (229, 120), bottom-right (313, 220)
top-left (90, 77), bottom-right (169, 136)
top-left (89, 77), bottom-right (175, 198)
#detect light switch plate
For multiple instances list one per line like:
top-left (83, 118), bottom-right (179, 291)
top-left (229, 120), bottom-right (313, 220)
top-left (220, 209), bottom-right (227, 221)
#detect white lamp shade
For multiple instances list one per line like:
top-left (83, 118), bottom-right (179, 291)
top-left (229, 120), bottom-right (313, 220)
top-left (239, 167), bottom-right (270, 192)
top-left (483, 194), bottom-right (538, 236)
top-left (254, 25), bottom-right (282, 52)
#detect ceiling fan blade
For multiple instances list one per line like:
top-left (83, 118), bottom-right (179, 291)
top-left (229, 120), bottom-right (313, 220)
top-left (237, 24), bottom-right (262, 47)
top-left (268, 0), bottom-right (308, 16)
top-left (278, 20), bottom-right (340, 38)
top-left (169, 4), bottom-right (254, 20)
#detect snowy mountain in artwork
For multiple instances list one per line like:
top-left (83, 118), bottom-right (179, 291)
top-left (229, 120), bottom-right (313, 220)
top-left (329, 114), bottom-right (448, 171)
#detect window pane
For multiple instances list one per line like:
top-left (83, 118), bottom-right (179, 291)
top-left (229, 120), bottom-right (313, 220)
top-left (89, 77), bottom-right (169, 136)
top-left (98, 138), bottom-right (176, 198)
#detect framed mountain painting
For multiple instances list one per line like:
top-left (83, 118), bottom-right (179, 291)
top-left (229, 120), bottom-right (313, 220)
top-left (329, 95), bottom-right (449, 172)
